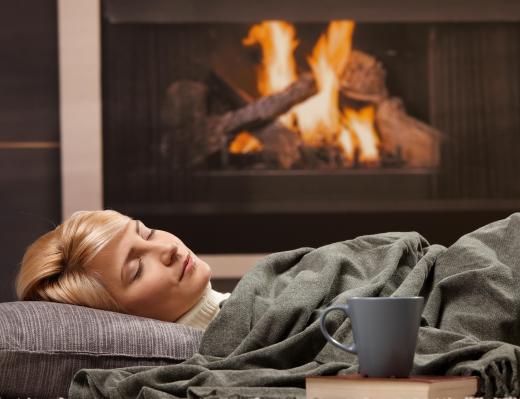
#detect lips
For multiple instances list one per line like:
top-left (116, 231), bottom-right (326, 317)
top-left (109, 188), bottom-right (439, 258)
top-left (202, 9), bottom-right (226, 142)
top-left (179, 253), bottom-right (192, 281)
top-left (183, 253), bottom-right (191, 269)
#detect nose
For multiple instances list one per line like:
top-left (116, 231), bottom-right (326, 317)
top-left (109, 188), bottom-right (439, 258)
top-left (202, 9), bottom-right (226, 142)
top-left (155, 242), bottom-right (178, 266)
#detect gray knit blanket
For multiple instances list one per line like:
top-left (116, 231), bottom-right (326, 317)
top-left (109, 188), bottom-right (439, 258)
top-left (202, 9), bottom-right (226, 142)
top-left (69, 213), bottom-right (520, 399)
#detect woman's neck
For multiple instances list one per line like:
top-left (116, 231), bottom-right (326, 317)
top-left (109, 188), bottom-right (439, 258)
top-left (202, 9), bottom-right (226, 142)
top-left (175, 282), bottom-right (230, 330)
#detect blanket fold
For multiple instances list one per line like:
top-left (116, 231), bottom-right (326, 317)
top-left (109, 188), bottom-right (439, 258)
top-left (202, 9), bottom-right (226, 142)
top-left (69, 213), bottom-right (520, 399)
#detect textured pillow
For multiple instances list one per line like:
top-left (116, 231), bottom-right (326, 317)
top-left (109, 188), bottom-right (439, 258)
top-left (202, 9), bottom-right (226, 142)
top-left (0, 301), bottom-right (204, 398)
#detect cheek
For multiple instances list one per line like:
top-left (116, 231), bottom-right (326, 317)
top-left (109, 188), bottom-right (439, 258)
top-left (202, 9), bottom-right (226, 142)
top-left (126, 270), bottom-right (175, 308)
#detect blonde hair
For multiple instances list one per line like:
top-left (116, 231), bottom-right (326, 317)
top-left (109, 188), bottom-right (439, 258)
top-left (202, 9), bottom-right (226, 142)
top-left (15, 209), bottom-right (131, 312)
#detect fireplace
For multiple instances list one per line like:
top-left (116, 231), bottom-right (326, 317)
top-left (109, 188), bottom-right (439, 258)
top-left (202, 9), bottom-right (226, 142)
top-left (100, 1), bottom-right (520, 253)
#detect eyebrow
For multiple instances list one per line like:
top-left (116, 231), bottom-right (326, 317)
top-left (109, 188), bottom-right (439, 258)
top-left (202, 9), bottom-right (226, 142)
top-left (120, 220), bottom-right (139, 285)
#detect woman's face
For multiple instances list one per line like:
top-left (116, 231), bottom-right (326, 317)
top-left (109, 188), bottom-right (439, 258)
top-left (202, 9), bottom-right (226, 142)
top-left (85, 219), bottom-right (211, 322)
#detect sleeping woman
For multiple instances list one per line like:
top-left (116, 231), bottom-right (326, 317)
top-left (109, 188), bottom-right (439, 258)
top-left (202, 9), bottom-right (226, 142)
top-left (15, 209), bottom-right (230, 330)
top-left (16, 209), bottom-right (520, 396)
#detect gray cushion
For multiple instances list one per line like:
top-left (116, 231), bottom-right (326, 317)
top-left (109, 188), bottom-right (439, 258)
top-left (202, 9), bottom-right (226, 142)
top-left (0, 301), bottom-right (203, 398)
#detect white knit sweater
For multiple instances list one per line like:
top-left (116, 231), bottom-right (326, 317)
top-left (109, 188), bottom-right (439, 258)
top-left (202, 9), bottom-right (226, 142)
top-left (176, 282), bottom-right (230, 330)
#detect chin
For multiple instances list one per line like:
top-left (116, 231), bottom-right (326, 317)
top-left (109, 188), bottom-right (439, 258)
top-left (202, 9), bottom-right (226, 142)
top-left (201, 261), bottom-right (212, 284)
top-left (196, 256), bottom-right (212, 278)
top-left (190, 257), bottom-right (210, 289)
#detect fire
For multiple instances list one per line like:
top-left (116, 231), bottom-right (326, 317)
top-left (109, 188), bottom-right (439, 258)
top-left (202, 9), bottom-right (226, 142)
top-left (243, 21), bottom-right (298, 128)
top-left (292, 21), bottom-right (355, 146)
top-left (243, 21), bottom-right (298, 96)
top-left (343, 106), bottom-right (380, 164)
top-left (243, 20), bottom-right (381, 165)
top-left (338, 125), bottom-right (356, 164)
top-left (229, 131), bottom-right (263, 154)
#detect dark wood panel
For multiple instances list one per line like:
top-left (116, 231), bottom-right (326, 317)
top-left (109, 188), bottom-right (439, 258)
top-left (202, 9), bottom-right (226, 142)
top-left (0, 148), bottom-right (61, 302)
top-left (0, 0), bottom-right (59, 141)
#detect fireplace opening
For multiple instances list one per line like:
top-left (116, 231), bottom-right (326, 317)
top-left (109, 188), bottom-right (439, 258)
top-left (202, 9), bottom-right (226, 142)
top-left (101, 10), bottom-right (520, 250)
top-left (176, 21), bottom-right (441, 174)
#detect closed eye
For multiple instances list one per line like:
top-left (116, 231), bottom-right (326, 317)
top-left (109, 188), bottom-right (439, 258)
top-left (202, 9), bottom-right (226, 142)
top-left (133, 222), bottom-right (155, 282)
top-left (134, 259), bottom-right (143, 281)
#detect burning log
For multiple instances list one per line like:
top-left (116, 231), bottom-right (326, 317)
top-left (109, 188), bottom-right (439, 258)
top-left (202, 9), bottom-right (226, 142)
top-left (162, 43), bottom-right (440, 170)
top-left (211, 74), bottom-right (314, 168)
top-left (227, 124), bottom-right (302, 170)
top-left (340, 50), bottom-right (388, 103)
top-left (162, 78), bottom-right (310, 168)
top-left (214, 73), bottom-right (315, 135)
top-left (212, 72), bottom-right (316, 168)
top-left (254, 123), bottom-right (302, 169)
top-left (299, 145), bottom-right (344, 168)
top-left (375, 98), bottom-right (444, 168)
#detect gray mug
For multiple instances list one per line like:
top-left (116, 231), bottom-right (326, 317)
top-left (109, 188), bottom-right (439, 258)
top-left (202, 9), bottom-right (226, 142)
top-left (320, 296), bottom-right (424, 377)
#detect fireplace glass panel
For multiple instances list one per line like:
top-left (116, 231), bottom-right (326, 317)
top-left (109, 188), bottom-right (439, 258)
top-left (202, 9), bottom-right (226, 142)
top-left (102, 19), bottom-right (520, 216)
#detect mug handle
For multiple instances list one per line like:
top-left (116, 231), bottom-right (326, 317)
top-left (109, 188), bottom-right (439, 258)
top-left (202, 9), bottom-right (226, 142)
top-left (320, 304), bottom-right (357, 354)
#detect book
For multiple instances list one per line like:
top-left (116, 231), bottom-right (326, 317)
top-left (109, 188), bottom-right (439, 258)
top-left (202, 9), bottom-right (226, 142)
top-left (305, 374), bottom-right (479, 399)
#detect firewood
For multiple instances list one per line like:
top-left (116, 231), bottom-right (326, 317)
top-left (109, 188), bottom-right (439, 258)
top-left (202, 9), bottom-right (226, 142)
top-left (340, 50), bottom-right (388, 103)
top-left (298, 145), bottom-right (344, 169)
top-left (215, 73), bottom-right (316, 135)
top-left (255, 123), bottom-right (302, 169)
top-left (375, 98), bottom-right (443, 168)
top-left (210, 71), bottom-right (303, 167)
top-left (162, 79), bottom-right (306, 168)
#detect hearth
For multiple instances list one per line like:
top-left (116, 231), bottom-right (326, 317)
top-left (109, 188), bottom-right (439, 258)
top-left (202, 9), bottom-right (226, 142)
top-left (101, 1), bottom-right (520, 252)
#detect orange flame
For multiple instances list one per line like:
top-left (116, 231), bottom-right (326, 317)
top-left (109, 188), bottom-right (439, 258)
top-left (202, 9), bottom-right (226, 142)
top-left (243, 21), bottom-right (298, 96)
top-left (243, 20), bottom-right (381, 166)
top-left (229, 132), bottom-right (263, 154)
top-left (343, 106), bottom-right (380, 164)
top-left (292, 21), bottom-right (355, 146)
top-left (243, 21), bottom-right (299, 128)
top-left (338, 125), bottom-right (356, 164)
